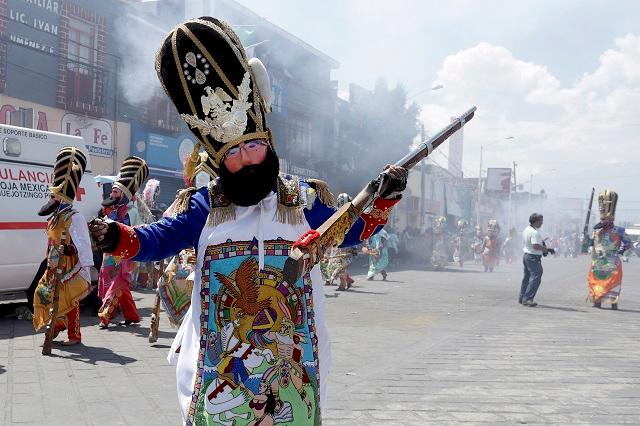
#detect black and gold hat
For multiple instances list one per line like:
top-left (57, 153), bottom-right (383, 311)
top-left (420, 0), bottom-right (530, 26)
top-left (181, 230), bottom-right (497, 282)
top-left (50, 146), bottom-right (87, 204)
top-left (113, 156), bottom-right (149, 200)
top-left (598, 190), bottom-right (618, 220)
top-left (155, 17), bottom-right (273, 169)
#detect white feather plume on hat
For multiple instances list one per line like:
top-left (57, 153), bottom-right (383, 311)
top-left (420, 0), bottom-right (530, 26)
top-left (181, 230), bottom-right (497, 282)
top-left (248, 57), bottom-right (272, 112)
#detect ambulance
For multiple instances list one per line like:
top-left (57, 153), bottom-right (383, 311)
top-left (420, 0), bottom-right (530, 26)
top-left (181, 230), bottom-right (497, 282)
top-left (0, 124), bottom-right (102, 305)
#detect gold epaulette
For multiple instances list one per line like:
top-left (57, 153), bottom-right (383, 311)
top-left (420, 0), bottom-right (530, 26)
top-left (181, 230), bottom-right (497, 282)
top-left (173, 187), bottom-right (199, 216)
top-left (305, 178), bottom-right (336, 207)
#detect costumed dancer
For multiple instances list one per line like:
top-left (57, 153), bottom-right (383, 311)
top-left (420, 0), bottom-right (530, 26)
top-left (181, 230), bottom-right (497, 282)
top-left (97, 156), bottom-right (148, 328)
top-left (453, 219), bottom-right (468, 267)
top-left (88, 18), bottom-right (406, 425)
top-left (471, 225), bottom-right (483, 264)
top-left (133, 178), bottom-right (160, 289)
top-left (482, 219), bottom-right (501, 272)
top-left (33, 147), bottom-right (93, 346)
top-left (587, 190), bottom-right (630, 310)
top-left (365, 229), bottom-right (390, 281)
top-left (502, 227), bottom-right (518, 264)
top-left (327, 193), bottom-right (358, 291)
top-left (431, 216), bottom-right (448, 270)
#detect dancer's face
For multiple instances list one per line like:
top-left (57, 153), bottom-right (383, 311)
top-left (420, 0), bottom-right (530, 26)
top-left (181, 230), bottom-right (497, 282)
top-left (222, 140), bottom-right (268, 173)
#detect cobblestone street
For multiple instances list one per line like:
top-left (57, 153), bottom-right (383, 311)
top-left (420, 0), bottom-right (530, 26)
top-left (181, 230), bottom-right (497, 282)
top-left (2, 256), bottom-right (640, 425)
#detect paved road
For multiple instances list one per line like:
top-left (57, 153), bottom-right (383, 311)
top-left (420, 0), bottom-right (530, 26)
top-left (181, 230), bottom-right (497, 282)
top-left (2, 256), bottom-right (640, 425)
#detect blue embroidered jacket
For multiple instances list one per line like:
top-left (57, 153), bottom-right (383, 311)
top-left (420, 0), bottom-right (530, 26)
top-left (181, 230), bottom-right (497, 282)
top-left (129, 181), bottom-right (395, 262)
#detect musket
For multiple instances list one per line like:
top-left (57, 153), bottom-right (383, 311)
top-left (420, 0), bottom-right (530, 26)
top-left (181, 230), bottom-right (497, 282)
top-left (148, 258), bottom-right (165, 344)
top-left (42, 229), bottom-right (67, 355)
top-left (581, 187), bottom-right (595, 254)
top-left (283, 106), bottom-right (477, 284)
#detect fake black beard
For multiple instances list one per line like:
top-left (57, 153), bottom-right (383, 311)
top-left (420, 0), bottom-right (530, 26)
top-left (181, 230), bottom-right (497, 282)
top-left (219, 149), bottom-right (280, 207)
top-left (38, 198), bottom-right (61, 216)
top-left (101, 196), bottom-right (118, 207)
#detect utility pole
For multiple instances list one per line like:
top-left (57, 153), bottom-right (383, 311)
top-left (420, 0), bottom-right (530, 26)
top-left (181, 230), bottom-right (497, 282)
top-left (419, 124), bottom-right (426, 228)
top-left (476, 145), bottom-right (483, 226)
top-left (512, 161), bottom-right (517, 229)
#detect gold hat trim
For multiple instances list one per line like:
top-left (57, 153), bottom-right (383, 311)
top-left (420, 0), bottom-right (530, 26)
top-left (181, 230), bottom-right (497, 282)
top-left (112, 181), bottom-right (133, 201)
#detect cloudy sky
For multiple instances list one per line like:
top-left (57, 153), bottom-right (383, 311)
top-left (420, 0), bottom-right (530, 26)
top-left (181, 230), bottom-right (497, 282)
top-left (232, 0), bottom-right (640, 221)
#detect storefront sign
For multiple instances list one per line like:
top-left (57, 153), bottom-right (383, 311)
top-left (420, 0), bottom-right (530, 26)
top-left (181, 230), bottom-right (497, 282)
top-left (61, 113), bottom-right (114, 157)
top-left (7, 0), bottom-right (60, 54)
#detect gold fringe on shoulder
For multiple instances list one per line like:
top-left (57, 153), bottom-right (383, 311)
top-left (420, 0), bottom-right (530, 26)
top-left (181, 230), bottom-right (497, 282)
top-left (306, 179), bottom-right (336, 207)
top-left (275, 204), bottom-right (305, 226)
top-left (207, 204), bottom-right (235, 226)
top-left (206, 180), bottom-right (236, 226)
top-left (174, 188), bottom-right (197, 216)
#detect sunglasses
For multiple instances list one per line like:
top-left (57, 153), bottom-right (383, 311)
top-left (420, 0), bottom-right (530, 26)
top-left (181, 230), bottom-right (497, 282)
top-left (223, 140), bottom-right (268, 161)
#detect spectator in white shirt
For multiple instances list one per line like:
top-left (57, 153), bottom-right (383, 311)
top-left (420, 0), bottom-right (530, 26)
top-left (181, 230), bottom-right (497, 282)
top-left (520, 213), bottom-right (552, 307)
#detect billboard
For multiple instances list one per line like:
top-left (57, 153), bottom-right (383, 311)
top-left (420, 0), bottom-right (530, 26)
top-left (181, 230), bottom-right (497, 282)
top-left (130, 123), bottom-right (196, 176)
top-left (485, 168), bottom-right (511, 196)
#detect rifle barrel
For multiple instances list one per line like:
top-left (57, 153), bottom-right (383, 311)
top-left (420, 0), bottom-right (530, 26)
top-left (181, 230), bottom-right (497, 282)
top-left (396, 107), bottom-right (476, 169)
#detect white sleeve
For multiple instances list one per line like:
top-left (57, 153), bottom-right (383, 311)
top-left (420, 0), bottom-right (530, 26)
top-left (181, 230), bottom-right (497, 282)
top-left (530, 230), bottom-right (543, 245)
top-left (70, 212), bottom-right (94, 268)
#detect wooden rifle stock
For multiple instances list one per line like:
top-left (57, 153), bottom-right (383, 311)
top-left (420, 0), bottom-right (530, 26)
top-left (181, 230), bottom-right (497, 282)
top-left (283, 107), bottom-right (477, 284)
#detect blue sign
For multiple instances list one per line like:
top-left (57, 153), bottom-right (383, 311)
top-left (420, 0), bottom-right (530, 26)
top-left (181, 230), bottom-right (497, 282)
top-left (130, 123), bottom-right (195, 174)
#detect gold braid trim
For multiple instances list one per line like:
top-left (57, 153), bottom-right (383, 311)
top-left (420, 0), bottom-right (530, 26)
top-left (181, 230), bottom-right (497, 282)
top-left (306, 179), bottom-right (336, 207)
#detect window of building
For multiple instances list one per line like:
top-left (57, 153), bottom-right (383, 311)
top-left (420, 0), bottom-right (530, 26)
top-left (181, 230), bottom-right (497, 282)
top-left (146, 89), bottom-right (180, 132)
top-left (288, 117), bottom-right (311, 159)
top-left (65, 17), bottom-right (103, 110)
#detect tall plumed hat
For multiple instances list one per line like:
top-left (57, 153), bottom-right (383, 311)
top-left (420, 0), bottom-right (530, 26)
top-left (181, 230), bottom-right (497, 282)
top-left (155, 17), bottom-right (273, 169)
top-left (113, 156), bottom-right (149, 200)
top-left (50, 146), bottom-right (87, 204)
top-left (598, 190), bottom-right (618, 220)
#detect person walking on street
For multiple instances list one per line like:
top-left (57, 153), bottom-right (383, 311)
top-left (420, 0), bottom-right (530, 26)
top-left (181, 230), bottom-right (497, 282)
top-left (97, 156), bottom-right (147, 328)
top-left (520, 213), bottom-right (553, 307)
top-left (32, 147), bottom-right (93, 346)
top-left (586, 190), bottom-right (630, 309)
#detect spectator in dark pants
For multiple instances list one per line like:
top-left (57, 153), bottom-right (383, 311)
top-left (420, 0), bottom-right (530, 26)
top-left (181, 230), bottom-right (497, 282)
top-left (520, 213), bottom-right (552, 307)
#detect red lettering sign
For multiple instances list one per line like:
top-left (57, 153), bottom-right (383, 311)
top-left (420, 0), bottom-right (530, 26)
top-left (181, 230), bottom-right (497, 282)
top-left (76, 186), bottom-right (85, 202)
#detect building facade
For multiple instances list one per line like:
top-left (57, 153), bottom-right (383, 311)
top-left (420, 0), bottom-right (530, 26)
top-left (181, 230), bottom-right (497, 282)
top-left (0, 0), bottom-right (131, 175)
